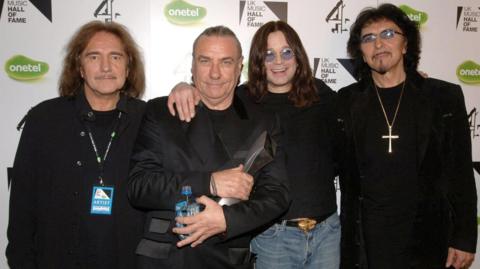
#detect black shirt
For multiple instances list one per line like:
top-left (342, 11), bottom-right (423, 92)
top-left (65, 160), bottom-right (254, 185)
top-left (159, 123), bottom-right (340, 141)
top-left (84, 109), bottom-right (119, 268)
top-left (362, 82), bottom-right (419, 269)
top-left (206, 105), bottom-right (235, 135)
top-left (253, 80), bottom-right (338, 220)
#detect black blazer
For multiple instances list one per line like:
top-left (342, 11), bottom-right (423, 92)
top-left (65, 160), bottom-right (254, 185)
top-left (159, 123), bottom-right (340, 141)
top-left (337, 72), bottom-right (477, 269)
top-left (128, 91), bottom-right (290, 269)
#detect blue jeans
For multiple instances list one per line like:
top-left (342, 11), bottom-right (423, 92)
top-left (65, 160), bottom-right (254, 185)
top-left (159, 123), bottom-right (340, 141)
top-left (251, 213), bottom-right (340, 269)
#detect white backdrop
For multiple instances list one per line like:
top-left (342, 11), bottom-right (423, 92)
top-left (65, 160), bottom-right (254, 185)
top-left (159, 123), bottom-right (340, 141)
top-left (1, 0), bottom-right (479, 268)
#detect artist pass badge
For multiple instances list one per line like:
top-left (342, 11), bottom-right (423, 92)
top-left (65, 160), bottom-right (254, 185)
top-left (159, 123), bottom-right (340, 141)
top-left (90, 186), bottom-right (114, 215)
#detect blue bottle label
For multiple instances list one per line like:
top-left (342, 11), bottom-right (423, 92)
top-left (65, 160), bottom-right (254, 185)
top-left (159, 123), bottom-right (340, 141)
top-left (175, 199), bottom-right (201, 240)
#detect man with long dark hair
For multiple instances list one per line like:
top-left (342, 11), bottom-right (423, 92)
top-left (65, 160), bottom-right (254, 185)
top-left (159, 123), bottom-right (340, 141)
top-left (337, 3), bottom-right (476, 269)
top-left (166, 21), bottom-right (340, 269)
top-left (7, 20), bottom-right (145, 268)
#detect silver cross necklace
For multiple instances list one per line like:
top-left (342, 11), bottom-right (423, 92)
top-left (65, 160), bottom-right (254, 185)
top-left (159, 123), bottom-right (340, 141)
top-left (373, 80), bottom-right (405, 154)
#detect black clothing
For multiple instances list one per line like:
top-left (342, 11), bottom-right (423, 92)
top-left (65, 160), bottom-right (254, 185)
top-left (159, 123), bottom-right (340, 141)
top-left (254, 79), bottom-right (338, 220)
top-left (337, 72), bottom-right (477, 269)
top-left (362, 83), bottom-right (419, 268)
top-left (7, 92), bottom-right (146, 269)
top-left (206, 105), bottom-right (235, 135)
top-left (363, 83), bottom-right (418, 210)
top-left (84, 109), bottom-right (120, 267)
top-left (87, 109), bottom-right (119, 158)
top-left (128, 92), bottom-right (290, 269)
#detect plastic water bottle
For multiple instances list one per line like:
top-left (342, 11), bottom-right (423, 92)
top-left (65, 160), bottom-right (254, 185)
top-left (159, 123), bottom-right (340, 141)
top-left (175, 186), bottom-right (200, 239)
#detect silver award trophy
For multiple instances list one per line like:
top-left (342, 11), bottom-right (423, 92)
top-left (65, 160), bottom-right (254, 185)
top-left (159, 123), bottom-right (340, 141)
top-left (218, 130), bottom-right (275, 206)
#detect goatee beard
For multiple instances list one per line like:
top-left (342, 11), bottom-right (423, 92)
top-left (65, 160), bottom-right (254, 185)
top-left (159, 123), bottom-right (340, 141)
top-left (372, 66), bottom-right (387, 75)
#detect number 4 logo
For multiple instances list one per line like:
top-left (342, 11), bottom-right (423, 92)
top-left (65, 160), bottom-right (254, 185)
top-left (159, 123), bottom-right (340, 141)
top-left (94, 0), bottom-right (120, 22)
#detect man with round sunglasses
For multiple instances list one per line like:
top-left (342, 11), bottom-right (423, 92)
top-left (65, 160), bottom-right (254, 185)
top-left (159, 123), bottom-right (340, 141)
top-left (337, 3), bottom-right (476, 269)
top-left (167, 21), bottom-right (340, 269)
top-left (264, 47), bottom-right (294, 62)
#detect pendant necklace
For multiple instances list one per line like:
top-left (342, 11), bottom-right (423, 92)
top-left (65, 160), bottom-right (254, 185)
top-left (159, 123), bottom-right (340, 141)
top-left (374, 80), bottom-right (405, 154)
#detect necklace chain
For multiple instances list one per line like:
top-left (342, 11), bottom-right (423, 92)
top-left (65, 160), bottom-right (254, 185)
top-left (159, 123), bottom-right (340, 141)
top-left (374, 80), bottom-right (405, 129)
top-left (374, 80), bottom-right (405, 154)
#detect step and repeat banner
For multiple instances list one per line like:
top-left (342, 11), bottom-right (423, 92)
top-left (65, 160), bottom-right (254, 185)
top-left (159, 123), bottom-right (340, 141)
top-left (1, 0), bottom-right (479, 267)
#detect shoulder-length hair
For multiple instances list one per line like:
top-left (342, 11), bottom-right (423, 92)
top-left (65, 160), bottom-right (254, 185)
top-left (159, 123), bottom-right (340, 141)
top-left (59, 20), bottom-right (145, 98)
top-left (347, 3), bottom-right (421, 80)
top-left (247, 21), bottom-right (318, 107)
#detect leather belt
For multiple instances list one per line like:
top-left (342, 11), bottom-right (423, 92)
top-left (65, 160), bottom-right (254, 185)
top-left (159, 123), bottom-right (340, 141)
top-left (278, 212), bottom-right (334, 233)
top-left (278, 218), bottom-right (317, 233)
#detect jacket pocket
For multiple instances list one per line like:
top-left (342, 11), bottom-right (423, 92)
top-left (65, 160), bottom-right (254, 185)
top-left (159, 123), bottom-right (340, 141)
top-left (149, 217), bottom-right (170, 234)
top-left (135, 239), bottom-right (171, 259)
top-left (228, 247), bottom-right (252, 265)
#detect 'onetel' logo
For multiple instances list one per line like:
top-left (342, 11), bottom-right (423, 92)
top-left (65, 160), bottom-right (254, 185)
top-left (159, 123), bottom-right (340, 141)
top-left (457, 60), bottom-right (480, 84)
top-left (399, 5), bottom-right (428, 25)
top-left (5, 55), bottom-right (49, 81)
top-left (164, 0), bottom-right (206, 25)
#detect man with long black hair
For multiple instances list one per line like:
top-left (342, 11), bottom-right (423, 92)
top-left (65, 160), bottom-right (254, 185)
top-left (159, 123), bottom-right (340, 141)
top-left (337, 3), bottom-right (476, 269)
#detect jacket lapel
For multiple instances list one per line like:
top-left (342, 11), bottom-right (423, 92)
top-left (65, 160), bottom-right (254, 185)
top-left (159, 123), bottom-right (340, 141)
top-left (115, 94), bottom-right (130, 137)
top-left (410, 73), bottom-right (433, 170)
top-left (183, 103), bottom-right (228, 166)
top-left (351, 79), bottom-right (373, 163)
top-left (216, 95), bottom-right (252, 159)
top-left (183, 94), bottom-right (254, 170)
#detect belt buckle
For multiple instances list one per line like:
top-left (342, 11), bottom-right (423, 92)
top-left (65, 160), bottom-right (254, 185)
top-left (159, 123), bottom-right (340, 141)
top-left (297, 218), bottom-right (317, 233)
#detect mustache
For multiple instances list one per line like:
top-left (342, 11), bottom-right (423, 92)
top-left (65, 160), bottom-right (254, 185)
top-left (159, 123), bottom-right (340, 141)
top-left (95, 75), bottom-right (117, 79)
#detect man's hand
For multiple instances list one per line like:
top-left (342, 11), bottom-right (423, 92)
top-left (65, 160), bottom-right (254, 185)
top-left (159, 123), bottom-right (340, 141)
top-left (211, 164), bottom-right (253, 200)
top-left (446, 247), bottom-right (475, 269)
top-left (167, 82), bottom-right (201, 122)
top-left (173, 196), bottom-right (226, 248)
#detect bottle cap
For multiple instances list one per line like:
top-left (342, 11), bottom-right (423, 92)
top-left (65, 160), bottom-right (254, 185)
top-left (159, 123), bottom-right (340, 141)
top-left (181, 186), bottom-right (192, 196)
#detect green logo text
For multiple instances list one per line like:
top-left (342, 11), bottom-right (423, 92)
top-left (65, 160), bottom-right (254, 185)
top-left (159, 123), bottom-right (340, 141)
top-left (164, 0), bottom-right (206, 25)
top-left (457, 60), bottom-right (480, 84)
top-left (399, 5), bottom-right (428, 25)
top-left (5, 55), bottom-right (49, 81)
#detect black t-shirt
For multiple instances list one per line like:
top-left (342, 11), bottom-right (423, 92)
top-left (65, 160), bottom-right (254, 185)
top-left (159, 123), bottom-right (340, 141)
top-left (362, 82), bottom-right (419, 269)
top-left (259, 90), bottom-right (337, 220)
top-left (205, 105), bottom-right (234, 135)
top-left (84, 109), bottom-right (119, 268)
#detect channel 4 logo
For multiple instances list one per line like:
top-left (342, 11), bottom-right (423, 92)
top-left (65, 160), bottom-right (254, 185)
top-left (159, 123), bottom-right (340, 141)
top-left (94, 0), bottom-right (120, 22)
top-left (325, 0), bottom-right (349, 34)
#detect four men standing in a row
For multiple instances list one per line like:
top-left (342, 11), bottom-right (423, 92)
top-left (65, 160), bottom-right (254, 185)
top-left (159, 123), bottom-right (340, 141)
top-left (6, 3), bottom-right (477, 269)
